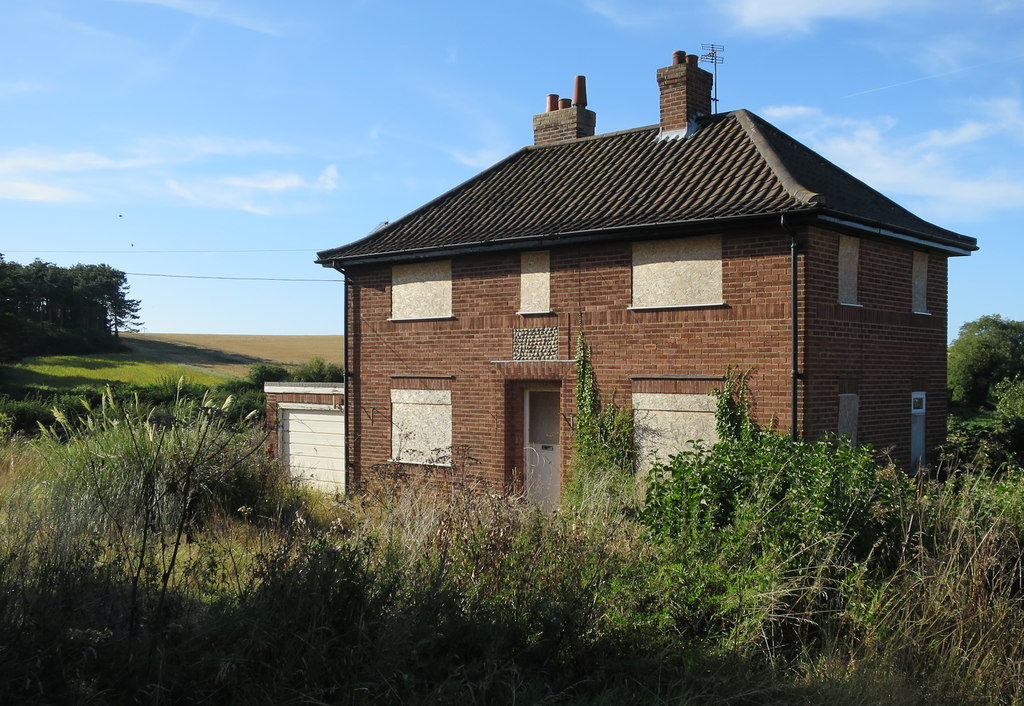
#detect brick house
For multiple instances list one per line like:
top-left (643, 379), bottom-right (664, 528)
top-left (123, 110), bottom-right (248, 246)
top-left (316, 51), bottom-right (977, 504)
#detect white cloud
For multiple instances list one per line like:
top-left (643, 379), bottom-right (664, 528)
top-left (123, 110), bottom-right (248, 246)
top-left (317, 165), bottom-right (338, 190)
top-left (0, 137), bottom-right (320, 206)
top-left (167, 179), bottom-right (268, 214)
top-left (0, 180), bottom-right (81, 202)
top-left (719, 0), bottom-right (926, 33)
top-left (218, 172), bottom-right (306, 191)
top-left (106, 0), bottom-right (285, 35)
top-left (0, 79), bottom-right (46, 98)
top-left (762, 101), bottom-right (1024, 222)
top-left (582, 0), bottom-right (681, 28)
top-left (130, 136), bottom-right (294, 162)
top-left (0, 150), bottom-right (149, 173)
top-left (170, 165), bottom-right (340, 212)
top-left (217, 165), bottom-right (339, 192)
top-left (447, 147), bottom-right (507, 169)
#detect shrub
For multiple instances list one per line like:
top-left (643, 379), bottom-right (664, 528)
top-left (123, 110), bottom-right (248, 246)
top-left (291, 357), bottom-right (344, 383)
top-left (247, 362), bottom-right (290, 386)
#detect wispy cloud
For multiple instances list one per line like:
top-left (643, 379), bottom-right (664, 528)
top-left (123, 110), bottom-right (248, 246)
top-left (0, 79), bottom-right (46, 99)
top-left (582, 0), bottom-right (682, 28)
top-left (216, 165), bottom-right (338, 192)
top-left (0, 137), bottom-right (307, 205)
top-left (762, 100), bottom-right (1024, 222)
top-left (169, 164), bottom-right (339, 213)
top-left (719, 0), bottom-right (926, 33)
top-left (106, 0), bottom-right (286, 35)
top-left (0, 180), bottom-right (81, 202)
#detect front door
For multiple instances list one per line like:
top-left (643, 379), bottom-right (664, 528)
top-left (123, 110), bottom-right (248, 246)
top-left (911, 391), bottom-right (926, 471)
top-left (524, 389), bottom-right (561, 510)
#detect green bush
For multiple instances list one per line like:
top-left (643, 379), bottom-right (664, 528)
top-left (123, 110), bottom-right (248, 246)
top-left (948, 314), bottom-right (1024, 407)
top-left (291, 357), bottom-right (344, 383)
top-left (247, 362), bottom-right (290, 386)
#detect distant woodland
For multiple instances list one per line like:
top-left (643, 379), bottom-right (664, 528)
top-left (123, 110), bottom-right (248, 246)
top-left (0, 255), bottom-right (141, 360)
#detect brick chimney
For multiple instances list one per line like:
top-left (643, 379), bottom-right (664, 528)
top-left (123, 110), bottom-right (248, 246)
top-left (532, 75), bottom-right (596, 146)
top-left (657, 50), bottom-right (713, 132)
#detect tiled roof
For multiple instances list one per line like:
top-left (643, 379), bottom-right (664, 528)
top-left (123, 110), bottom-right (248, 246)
top-left (317, 109), bottom-right (975, 264)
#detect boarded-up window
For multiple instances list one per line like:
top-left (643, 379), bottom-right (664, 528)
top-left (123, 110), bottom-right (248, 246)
top-left (912, 251), bottom-right (928, 313)
top-left (838, 235), bottom-right (859, 305)
top-left (390, 389), bottom-right (452, 464)
top-left (519, 250), bottom-right (551, 314)
top-left (632, 235), bottom-right (722, 308)
top-left (632, 392), bottom-right (718, 471)
top-left (391, 260), bottom-right (452, 320)
top-left (838, 393), bottom-right (859, 445)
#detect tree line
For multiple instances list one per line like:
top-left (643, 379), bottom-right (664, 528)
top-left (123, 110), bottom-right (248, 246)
top-left (0, 254), bottom-right (141, 360)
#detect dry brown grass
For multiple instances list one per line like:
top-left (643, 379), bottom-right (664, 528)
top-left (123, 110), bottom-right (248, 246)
top-left (121, 333), bottom-right (344, 378)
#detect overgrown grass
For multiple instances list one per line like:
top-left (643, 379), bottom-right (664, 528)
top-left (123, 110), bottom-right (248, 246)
top-left (1, 391), bottom-right (1023, 703)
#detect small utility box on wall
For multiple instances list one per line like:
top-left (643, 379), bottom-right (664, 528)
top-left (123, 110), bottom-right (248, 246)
top-left (264, 382), bottom-right (346, 491)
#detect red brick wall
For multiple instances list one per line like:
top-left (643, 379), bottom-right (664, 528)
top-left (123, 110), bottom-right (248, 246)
top-left (344, 223), bottom-right (950, 490)
top-left (801, 227), bottom-right (948, 464)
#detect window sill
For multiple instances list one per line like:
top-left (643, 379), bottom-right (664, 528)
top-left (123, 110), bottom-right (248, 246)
top-left (912, 310), bottom-right (932, 316)
top-left (517, 310), bottom-right (555, 317)
top-left (628, 302), bottom-right (727, 312)
top-left (838, 302), bottom-right (863, 308)
top-left (388, 315), bottom-right (456, 323)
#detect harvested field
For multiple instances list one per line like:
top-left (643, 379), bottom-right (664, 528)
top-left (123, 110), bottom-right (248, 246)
top-left (121, 333), bottom-right (344, 378)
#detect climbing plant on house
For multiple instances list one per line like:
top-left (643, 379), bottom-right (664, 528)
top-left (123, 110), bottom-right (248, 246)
top-left (569, 318), bottom-right (636, 499)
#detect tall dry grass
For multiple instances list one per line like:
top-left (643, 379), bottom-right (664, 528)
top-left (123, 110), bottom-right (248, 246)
top-left (1, 403), bottom-right (1023, 702)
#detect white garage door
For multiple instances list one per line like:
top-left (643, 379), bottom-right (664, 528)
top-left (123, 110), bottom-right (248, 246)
top-left (281, 407), bottom-right (346, 491)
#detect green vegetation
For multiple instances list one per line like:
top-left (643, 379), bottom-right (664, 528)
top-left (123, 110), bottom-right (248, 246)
top-left (567, 322), bottom-right (637, 506)
top-left (0, 255), bottom-right (140, 361)
top-left (948, 314), bottom-right (1024, 408)
top-left (1, 371), bottom-right (1022, 703)
top-left (947, 314), bottom-right (1024, 472)
top-left (0, 351), bottom-right (227, 391)
top-left (0, 350), bottom-right (346, 437)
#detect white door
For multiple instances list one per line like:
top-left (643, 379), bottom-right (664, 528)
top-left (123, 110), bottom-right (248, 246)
top-left (524, 390), bottom-right (561, 510)
top-left (281, 407), bottom-right (346, 491)
top-left (910, 392), bottom-right (926, 471)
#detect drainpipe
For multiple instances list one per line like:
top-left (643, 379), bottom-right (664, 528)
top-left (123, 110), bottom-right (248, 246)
top-left (340, 266), bottom-right (350, 491)
top-left (781, 215), bottom-right (799, 441)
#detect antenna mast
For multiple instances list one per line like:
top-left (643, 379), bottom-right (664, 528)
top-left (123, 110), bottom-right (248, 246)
top-left (700, 43), bottom-right (725, 113)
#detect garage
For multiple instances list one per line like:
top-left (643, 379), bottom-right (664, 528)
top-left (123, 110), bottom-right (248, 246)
top-left (265, 383), bottom-right (346, 492)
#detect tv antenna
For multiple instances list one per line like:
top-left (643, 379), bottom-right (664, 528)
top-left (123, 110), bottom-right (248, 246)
top-left (700, 43), bottom-right (724, 113)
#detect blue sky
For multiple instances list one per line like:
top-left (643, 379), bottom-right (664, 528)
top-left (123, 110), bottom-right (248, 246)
top-left (1, 0), bottom-right (1021, 337)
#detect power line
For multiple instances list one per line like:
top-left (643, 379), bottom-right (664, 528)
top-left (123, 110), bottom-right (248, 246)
top-left (3, 248), bottom-right (319, 254)
top-left (125, 272), bottom-right (340, 282)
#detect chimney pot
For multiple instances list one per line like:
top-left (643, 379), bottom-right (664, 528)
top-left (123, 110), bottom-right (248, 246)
top-left (573, 75), bottom-right (588, 108)
top-left (546, 94), bottom-right (559, 112)
top-left (657, 51), bottom-right (714, 131)
top-left (558, 98), bottom-right (572, 110)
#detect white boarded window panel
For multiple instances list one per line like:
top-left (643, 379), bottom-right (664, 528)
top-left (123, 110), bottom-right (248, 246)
top-left (391, 389), bottom-right (452, 464)
top-left (632, 235), bottom-right (722, 308)
top-left (519, 250), bottom-right (550, 314)
top-left (632, 393), bottom-right (718, 471)
top-left (912, 251), bottom-right (928, 313)
top-left (838, 394), bottom-right (859, 445)
top-left (391, 260), bottom-right (452, 320)
top-left (838, 235), bottom-right (859, 304)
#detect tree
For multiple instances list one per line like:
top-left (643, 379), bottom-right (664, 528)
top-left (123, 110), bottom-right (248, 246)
top-left (948, 315), bottom-right (1024, 407)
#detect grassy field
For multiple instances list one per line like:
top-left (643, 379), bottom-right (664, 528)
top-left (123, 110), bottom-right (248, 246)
top-left (0, 334), bottom-right (344, 392)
